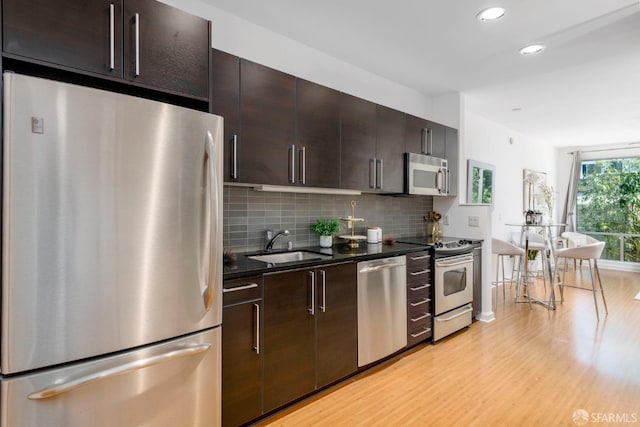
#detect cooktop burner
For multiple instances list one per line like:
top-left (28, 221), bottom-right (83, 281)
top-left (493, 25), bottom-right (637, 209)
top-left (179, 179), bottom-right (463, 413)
top-left (397, 236), bottom-right (475, 256)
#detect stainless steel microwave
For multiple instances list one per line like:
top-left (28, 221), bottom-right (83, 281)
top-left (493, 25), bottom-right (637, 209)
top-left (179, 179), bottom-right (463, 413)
top-left (404, 152), bottom-right (450, 196)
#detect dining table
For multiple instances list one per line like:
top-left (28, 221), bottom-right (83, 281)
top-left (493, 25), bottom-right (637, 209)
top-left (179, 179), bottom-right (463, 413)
top-left (505, 222), bottom-right (566, 309)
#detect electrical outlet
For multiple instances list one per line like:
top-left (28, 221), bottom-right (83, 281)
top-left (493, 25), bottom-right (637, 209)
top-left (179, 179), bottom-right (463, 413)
top-left (468, 216), bottom-right (480, 227)
top-left (443, 214), bottom-right (449, 225)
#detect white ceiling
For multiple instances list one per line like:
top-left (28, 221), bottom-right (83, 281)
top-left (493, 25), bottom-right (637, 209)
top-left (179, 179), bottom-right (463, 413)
top-left (200, 0), bottom-right (640, 147)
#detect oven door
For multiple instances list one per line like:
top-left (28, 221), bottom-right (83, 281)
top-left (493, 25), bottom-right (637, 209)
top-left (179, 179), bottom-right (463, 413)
top-left (435, 254), bottom-right (474, 315)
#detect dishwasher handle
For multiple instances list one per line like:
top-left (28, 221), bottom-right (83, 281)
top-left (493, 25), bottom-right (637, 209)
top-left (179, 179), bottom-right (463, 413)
top-left (359, 262), bottom-right (405, 273)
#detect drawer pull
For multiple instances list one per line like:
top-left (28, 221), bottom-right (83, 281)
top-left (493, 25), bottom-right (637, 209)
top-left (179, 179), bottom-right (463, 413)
top-left (409, 269), bottom-right (430, 276)
top-left (410, 327), bottom-right (431, 338)
top-left (411, 312), bottom-right (431, 322)
top-left (223, 283), bottom-right (258, 293)
top-left (435, 306), bottom-right (473, 322)
top-left (409, 254), bottom-right (431, 261)
top-left (409, 284), bottom-right (430, 291)
top-left (410, 298), bottom-right (430, 307)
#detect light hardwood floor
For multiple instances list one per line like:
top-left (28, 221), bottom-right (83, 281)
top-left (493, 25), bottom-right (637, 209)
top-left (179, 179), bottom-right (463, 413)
top-left (257, 268), bottom-right (640, 426)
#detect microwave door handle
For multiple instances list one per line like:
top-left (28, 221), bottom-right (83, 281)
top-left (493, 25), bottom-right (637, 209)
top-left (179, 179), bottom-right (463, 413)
top-left (437, 169), bottom-right (444, 193)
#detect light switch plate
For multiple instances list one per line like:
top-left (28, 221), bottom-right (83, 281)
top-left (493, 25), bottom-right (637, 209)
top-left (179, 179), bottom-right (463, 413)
top-left (468, 216), bottom-right (480, 227)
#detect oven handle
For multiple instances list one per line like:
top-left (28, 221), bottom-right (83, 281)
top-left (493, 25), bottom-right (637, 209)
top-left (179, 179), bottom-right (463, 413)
top-left (435, 306), bottom-right (473, 322)
top-left (436, 258), bottom-right (473, 268)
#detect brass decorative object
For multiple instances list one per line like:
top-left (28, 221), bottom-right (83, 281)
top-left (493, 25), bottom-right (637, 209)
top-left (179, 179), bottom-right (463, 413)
top-left (339, 200), bottom-right (366, 248)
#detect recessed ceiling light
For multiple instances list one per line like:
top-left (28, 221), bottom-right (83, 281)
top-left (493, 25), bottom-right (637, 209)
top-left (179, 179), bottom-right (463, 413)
top-left (520, 44), bottom-right (546, 55)
top-left (476, 7), bottom-right (506, 21)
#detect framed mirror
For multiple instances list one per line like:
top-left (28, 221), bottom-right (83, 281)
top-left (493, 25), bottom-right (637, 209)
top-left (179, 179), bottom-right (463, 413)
top-left (467, 160), bottom-right (495, 205)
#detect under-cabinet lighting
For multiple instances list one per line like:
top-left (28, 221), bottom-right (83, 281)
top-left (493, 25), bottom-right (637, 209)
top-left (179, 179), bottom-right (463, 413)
top-left (252, 185), bottom-right (362, 196)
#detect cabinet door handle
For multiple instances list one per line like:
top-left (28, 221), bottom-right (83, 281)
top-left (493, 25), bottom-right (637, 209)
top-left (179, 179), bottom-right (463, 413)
top-left (298, 146), bottom-right (306, 184)
top-left (376, 158), bottom-right (383, 190)
top-left (410, 298), bottom-right (430, 307)
top-left (134, 13), bottom-right (140, 76)
top-left (411, 312), bottom-right (431, 322)
top-left (230, 135), bottom-right (238, 179)
top-left (369, 158), bottom-right (376, 189)
top-left (319, 270), bottom-right (326, 313)
top-left (109, 4), bottom-right (115, 70)
top-left (222, 283), bottom-right (258, 293)
top-left (409, 254), bottom-right (431, 261)
top-left (253, 303), bottom-right (260, 354)
top-left (409, 284), bottom-right (430, 291)
top-left (409, 269), bottom-right (430, 276)
top-left (421, 128), bottom-right (428, 154)
top-left (288, 145), bottom-right (296, 183)
top-left (308, 271), bottom-right (315, 315)
top-left (410, 327), bottom-right (431, 338)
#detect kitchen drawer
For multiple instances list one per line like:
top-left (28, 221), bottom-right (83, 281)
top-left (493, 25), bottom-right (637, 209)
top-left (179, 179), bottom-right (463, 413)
top-left (407, 282), bottom-right (430, 301)
top-left (406, 251), bottom-right (431, 270)
top-left (407, 321), bottom-right (432, 346)
top-left (223, 276), bottom-right (262, 306)
top-left (406, 266), bottom-right (431, 286)
top-left (408, 294), bottom-right (431, 315)
top-left (433, 303), bottom-right (473, 341)
top-left (408, 294), bottom-right (431, 316)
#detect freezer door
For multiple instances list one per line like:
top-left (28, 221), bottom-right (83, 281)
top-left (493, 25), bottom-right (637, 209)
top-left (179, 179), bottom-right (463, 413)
top-left (0, 327), bottom-right (221, 427)
top-left (2, 73), bottom-right (223, 374)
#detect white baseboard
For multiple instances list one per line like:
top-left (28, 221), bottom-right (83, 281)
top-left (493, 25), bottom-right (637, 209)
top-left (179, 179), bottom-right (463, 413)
top-left (476, 311), bottom-right (496, 323)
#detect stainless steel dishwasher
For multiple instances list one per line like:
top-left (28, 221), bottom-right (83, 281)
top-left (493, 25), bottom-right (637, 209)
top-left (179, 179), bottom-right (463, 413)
top-left (357, 255), bottom-right (407, 367)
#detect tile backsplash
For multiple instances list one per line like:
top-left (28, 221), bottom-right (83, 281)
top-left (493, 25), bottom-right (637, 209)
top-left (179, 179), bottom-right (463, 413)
top-left (223, 185), bottom-right (433, 253)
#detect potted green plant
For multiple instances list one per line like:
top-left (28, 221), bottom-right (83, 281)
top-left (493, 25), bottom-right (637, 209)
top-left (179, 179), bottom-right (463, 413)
top-left (310, 218), bottom-right (341, 248)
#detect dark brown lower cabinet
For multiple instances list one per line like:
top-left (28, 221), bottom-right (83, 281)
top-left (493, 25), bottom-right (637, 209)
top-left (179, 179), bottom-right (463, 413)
top-left (222, 277), bottom-right (262, 427)
top-left (405, 250), bottom-right (433, 346)
top-left (263, 262), bottom-right (357, 412)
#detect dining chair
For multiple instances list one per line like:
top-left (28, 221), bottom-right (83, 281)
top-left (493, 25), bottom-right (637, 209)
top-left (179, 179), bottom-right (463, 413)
top-left (491, 238), bottom-right (525, 308)
top-left (561, 231), bottom-right (595, 270)
top-left (553, 240), bottom-right (608, 321)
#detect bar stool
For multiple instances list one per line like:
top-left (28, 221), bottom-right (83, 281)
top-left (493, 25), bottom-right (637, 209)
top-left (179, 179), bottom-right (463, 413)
top-left (491, 238), bottom-right (525, 307)
top-left (553, 241), bottom-right (608, 321)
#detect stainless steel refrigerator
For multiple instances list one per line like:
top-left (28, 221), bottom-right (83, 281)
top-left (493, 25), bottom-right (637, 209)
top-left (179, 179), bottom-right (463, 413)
top-left (0, 73), bottom-right (223, 426)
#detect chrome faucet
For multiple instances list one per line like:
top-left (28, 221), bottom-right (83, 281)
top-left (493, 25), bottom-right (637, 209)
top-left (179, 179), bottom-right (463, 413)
top-left (265, 229), bottom-right (289, 251)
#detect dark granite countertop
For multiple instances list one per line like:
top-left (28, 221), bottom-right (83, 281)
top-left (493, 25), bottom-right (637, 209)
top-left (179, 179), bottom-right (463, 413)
top-left (223, 241), bottom-right (432, 280)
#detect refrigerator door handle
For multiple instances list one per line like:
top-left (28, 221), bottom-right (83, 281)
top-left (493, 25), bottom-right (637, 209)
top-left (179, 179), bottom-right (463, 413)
top-left (203, 131), bottom-right (218, 311)
top-left (27, 343), bottom-right (212, 400)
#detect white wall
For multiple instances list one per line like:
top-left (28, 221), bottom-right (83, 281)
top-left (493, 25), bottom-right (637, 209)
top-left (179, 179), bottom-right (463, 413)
top-left (157, 0), bottom-right (466, 125)
top-left (463, 110), bottom-right (557, 241)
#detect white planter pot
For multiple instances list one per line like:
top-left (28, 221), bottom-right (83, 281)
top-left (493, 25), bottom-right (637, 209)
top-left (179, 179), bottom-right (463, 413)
top-left (319, 235), bottom-right (333, 248)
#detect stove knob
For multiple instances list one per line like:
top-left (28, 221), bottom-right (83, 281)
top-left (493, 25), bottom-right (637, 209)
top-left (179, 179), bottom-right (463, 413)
top-left (459, 239), bottom-right (466, 245)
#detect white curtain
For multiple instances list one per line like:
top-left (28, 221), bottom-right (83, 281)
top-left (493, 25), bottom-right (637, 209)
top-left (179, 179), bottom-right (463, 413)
top-left (561, 151), bottom-right (582, 232)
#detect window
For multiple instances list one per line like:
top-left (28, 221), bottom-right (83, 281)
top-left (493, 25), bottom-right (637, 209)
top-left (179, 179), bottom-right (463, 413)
top-left (576, 157), bottom-right (640, 262)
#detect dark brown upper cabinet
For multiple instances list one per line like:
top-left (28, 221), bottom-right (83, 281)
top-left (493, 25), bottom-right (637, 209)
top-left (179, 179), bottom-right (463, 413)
top-left (341, 95), bottom-right (405, 192)
top-left (2, 0), bottom-right (125, 77)
top-left (405, 114), bottom-right (445, 158)
top-left (122, 0), bottom-right (209, 98)
top-left (240, 60), bottom-right (296, 186)
top-left (296, 79), bottom-right (341, 188)
top-left (375, 105), bottom-right (406, 193)
top-left (340, 93), bottom-right (377, 191)
top-left (210, 49), bottom-right (240, 182)
top-left (2, 0), bottom-right (210, 100)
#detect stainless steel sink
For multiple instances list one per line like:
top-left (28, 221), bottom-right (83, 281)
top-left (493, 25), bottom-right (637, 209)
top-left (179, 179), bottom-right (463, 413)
top-left (247, 251), bottom-right (332, 264)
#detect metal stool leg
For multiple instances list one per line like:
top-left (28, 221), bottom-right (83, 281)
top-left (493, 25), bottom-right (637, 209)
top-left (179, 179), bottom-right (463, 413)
top-left (594, 259), bottom-right (608, 315)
